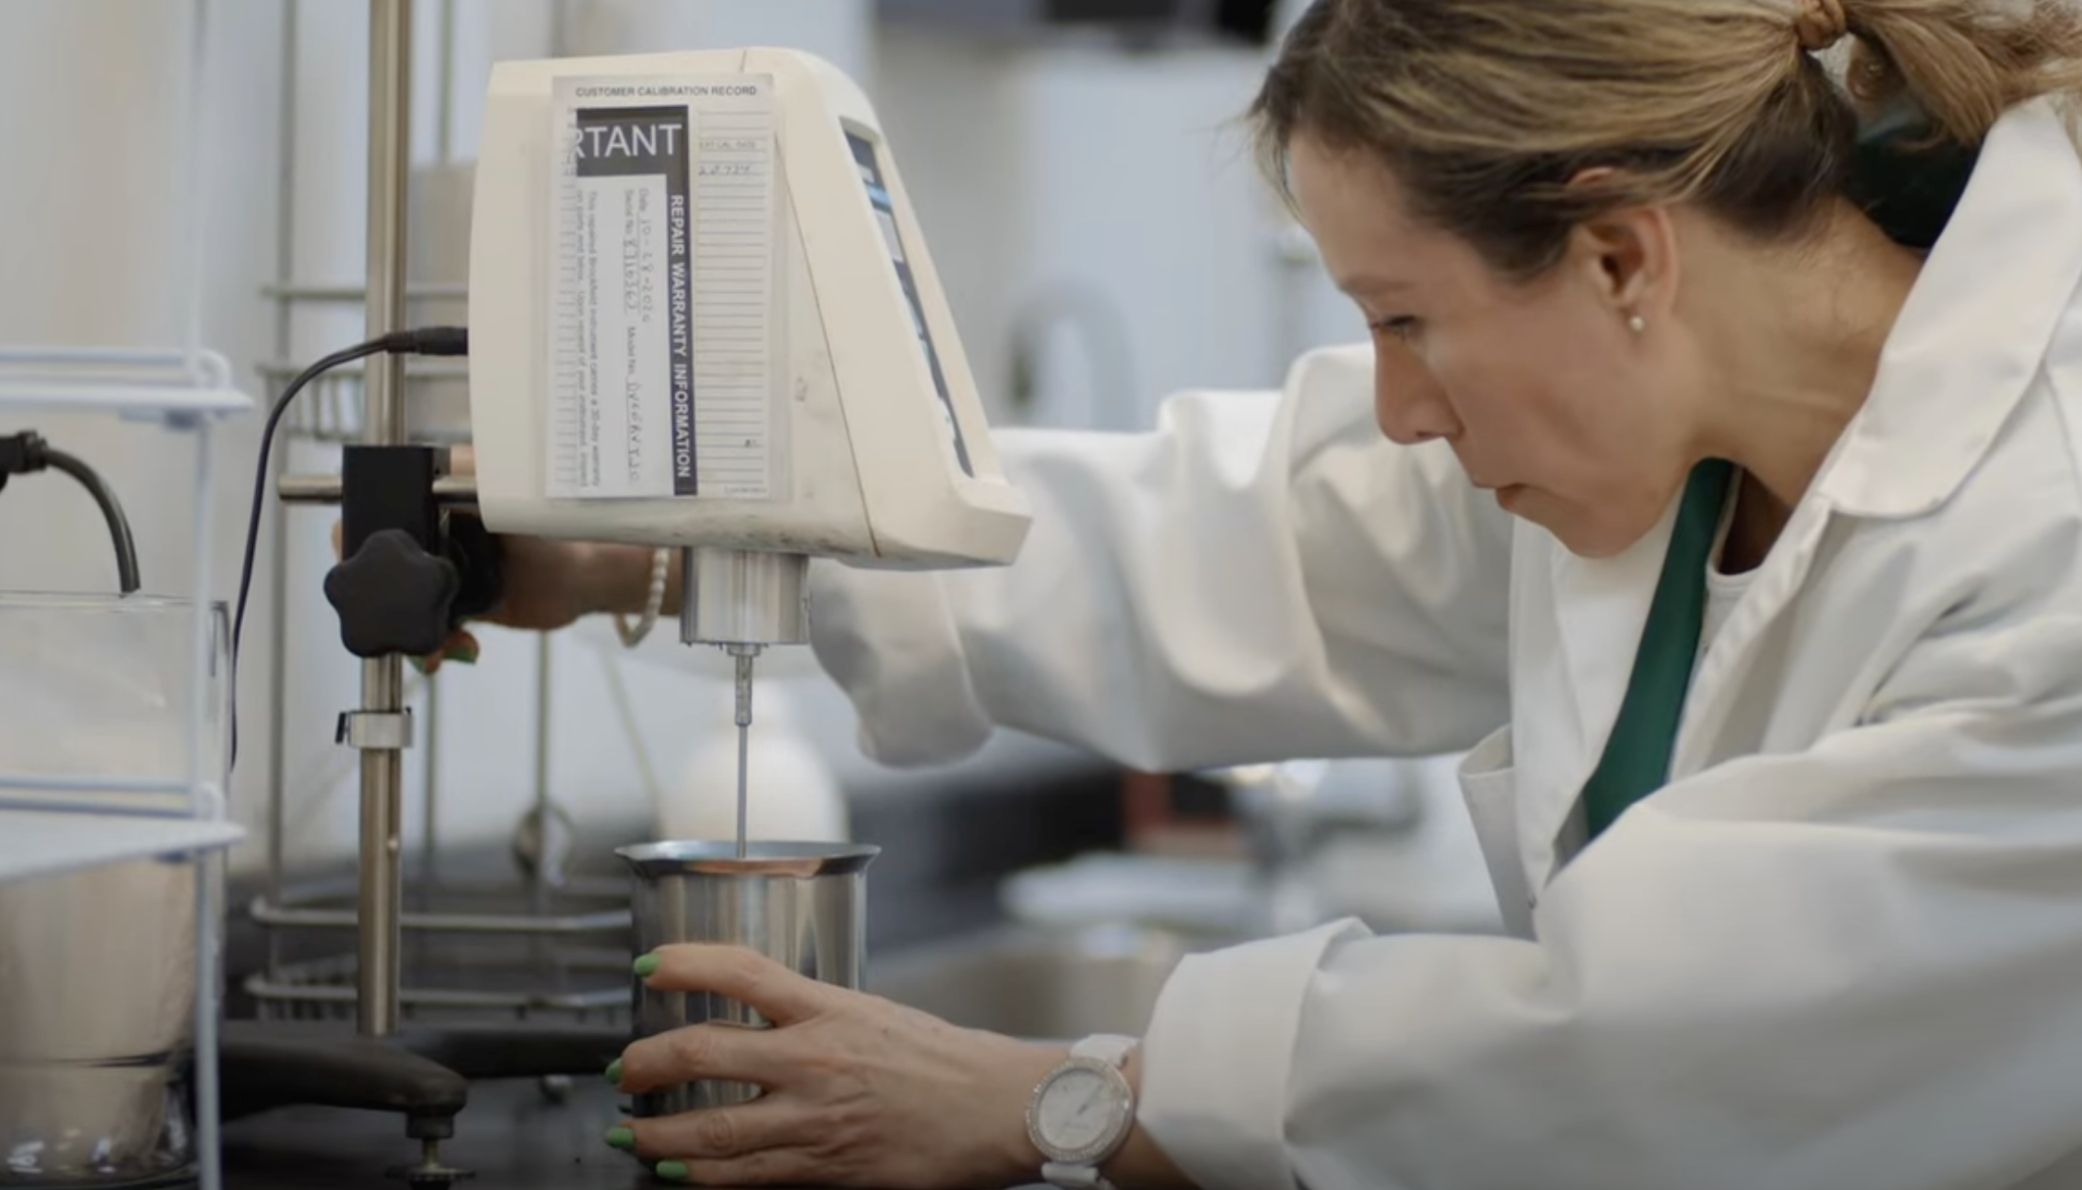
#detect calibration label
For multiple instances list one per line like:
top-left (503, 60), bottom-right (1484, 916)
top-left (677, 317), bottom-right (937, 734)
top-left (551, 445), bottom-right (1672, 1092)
top-left (546, 76), bottom-right (776, 500)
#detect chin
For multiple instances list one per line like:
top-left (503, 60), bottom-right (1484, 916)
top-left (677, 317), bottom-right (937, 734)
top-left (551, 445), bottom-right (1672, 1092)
top-left (1505, 490), bottom-right (1643, 560)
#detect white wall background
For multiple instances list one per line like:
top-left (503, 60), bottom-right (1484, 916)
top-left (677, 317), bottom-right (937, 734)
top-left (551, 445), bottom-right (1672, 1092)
top-left (0, 0), bottom-right (1364, 877)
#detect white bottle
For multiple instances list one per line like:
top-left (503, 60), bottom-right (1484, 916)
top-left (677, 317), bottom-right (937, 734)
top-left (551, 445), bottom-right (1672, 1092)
top-left (656, 679), bottom-right (850, 845)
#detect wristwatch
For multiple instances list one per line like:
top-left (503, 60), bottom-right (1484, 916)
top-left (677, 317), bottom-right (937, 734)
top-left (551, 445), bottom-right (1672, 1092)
top-left (1026, 1034), bottom-right (1139, 1190)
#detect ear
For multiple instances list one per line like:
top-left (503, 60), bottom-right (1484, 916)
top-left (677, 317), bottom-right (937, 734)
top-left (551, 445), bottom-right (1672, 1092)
top-left (1563, 168), bottom-right (1680, 321)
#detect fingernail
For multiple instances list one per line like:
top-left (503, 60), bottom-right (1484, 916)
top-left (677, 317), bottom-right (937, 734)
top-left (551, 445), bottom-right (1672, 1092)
top-left (604, 1126), bottom-right (635, 1151)
top-left (605, 1058), bottom-right (623, 1086)
top-left (655, 1160), bottom-right (691, 1183)
top-left (447, 638), bottom-right (480, 665)
top-left (633, 952), bottom-right (661, 978)
top-left (409, 654), bottom-right (433, 676)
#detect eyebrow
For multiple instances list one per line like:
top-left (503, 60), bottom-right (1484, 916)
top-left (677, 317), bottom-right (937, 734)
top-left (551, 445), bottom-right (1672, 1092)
top-left (1335, 273), bottom-right (1413, 297)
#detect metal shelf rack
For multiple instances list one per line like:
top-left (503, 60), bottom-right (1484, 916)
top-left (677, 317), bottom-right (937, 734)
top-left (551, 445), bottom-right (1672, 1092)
top-left (0, 344), bottom-right (253, 1190)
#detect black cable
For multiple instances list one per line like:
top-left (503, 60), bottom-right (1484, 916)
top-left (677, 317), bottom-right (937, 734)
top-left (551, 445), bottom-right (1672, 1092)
top-left (0, 431), bottom-right (143, 595)
top-left (228, 325), bottom-right (469, 770)
top-left (43, 448), bottom-right (142, 595)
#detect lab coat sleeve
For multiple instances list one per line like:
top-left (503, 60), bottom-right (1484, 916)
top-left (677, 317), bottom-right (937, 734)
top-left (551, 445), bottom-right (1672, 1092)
top-left (1139, 600), bottom-right (2082, 1190)
top-left (807, 344), bottom-right (1516, 771)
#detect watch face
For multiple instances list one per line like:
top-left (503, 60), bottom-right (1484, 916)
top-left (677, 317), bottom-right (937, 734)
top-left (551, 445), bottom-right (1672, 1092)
top-left (1035, 1063), bottom-right (1131, 1161)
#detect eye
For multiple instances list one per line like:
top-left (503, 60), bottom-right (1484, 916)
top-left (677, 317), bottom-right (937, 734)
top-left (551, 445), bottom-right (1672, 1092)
top-left (1369, 316), bottom-right (1422, 343)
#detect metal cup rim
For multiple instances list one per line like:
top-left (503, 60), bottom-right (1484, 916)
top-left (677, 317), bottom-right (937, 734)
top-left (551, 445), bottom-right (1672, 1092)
top-left (616, 840), bottom-right (880, 877)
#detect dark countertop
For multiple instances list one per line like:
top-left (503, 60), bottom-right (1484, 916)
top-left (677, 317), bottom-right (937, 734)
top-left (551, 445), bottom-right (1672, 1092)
top-left (222, 1078), bottom-right (1047, 1189)
top-left (222, 1078), bottom-right (640, 1190)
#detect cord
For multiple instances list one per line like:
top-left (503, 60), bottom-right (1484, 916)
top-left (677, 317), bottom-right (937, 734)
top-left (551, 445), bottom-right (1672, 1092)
top-left (228, 325), bottom-right (469, 770)
top-left (44, 449), bottom-right (143, 595)
top-left (0, 432), bottom-right (142, 595)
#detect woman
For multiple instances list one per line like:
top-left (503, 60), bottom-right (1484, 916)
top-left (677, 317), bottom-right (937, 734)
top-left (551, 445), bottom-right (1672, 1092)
top-left (488, 0), bottom-right (2082, 1185)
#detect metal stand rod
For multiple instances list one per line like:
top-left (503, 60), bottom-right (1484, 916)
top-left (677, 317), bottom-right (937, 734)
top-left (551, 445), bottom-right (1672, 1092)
top-left (421, 672), bottom-right (439, 894)
top-left (194, 849), bottom-right (223, 1190)
top-left (192, 420), bottom-right (223, 1190)
top-left (278, 471), bottom-right (477, 506)
top-left (357, 722), bottom-right (404, 1039)
top-left (356, 0), bottom-right (412, 1040)
top-left (264, 0), bottom-right (299, 981)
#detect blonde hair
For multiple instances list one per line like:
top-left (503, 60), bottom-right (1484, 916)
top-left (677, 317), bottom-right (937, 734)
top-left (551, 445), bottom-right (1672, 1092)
top-left (1252, 0), bottom-right (2082, 276)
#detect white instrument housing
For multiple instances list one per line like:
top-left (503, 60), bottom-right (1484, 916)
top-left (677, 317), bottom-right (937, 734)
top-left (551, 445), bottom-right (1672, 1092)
top-left (469, 48), bottom-right (1029, 569)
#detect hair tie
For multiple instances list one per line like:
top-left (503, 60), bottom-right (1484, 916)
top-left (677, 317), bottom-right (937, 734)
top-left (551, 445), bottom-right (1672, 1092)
top-left (1794, 0), bottom-right (1850, 53)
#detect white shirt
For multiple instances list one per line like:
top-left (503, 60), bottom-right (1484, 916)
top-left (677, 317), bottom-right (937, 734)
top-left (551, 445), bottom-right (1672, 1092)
top-left (810, 97), bottom-right (2082, 1190)
top-left (1700, 566), bottom-right (1753, 663)
top-left (1701, 489), bottom-right (1756, 664)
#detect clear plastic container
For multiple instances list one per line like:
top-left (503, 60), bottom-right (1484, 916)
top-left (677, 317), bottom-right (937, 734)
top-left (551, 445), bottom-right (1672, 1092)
top-left (0, 593), bottom-right (228, 804)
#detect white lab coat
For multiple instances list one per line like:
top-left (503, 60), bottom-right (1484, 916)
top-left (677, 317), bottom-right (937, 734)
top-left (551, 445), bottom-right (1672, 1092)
top-left (810, 96), bottom-right (2082, 1190)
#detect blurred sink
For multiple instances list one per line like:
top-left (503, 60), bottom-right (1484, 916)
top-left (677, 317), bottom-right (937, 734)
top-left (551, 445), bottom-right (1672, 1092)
top-left (868, 924), bottom-right (1209, 1041)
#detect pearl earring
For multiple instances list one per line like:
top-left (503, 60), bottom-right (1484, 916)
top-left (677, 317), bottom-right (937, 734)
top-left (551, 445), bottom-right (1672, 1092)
top-left (1627, 314), bottom-right (1648, 335)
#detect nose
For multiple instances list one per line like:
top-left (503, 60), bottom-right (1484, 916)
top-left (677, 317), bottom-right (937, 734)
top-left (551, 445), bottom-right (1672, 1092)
top-left (1372, 346), bottom-right (1459, 446)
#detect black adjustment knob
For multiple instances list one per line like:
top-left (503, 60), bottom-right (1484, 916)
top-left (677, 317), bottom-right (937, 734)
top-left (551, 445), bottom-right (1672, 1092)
top-left (324, 528), bottom-right (462, 659)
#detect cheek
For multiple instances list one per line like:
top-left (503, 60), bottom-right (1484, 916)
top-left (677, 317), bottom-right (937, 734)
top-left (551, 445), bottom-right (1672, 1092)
top-left (1438, 299), bottom-right (1642, 456)
top-left (1428, 310), bottom-right (1602, 444)
top-left (1429, 306), bottom-right (1682, 556)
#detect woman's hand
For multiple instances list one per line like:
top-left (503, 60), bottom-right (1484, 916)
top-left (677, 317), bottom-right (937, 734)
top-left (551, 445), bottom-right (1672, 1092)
top-left (478, 532), bottom-right (649, 632)
top-left (608, 944), bottom-right (1066, 1188)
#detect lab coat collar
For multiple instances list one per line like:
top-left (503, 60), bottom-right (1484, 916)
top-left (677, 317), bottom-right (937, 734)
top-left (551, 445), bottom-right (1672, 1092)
top-left (1818, 97), bottom-right (2082, 518)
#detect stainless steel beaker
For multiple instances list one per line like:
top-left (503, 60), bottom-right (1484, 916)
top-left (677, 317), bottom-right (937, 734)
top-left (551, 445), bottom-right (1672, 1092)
top-left (615, 841), bottom-right (878, 1115)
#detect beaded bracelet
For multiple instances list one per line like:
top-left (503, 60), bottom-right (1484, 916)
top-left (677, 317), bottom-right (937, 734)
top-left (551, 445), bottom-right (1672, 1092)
top-left (613, 547), bottom-right (672, 647)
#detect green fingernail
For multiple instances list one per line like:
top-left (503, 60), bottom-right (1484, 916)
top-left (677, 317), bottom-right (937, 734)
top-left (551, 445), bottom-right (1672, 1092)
top-left (604, 1126), bottom-right (635, 1151)
top-left (409, 654), bottom-right (433, 676)
top-left (633, 952), bottom-right (661, 978)
top-left (655, 1160), bottom-right (691, 1183)
top-left (605, 1058), bottom-right (623, 1086)
top-left (447, 639), bottom-right (479, 665)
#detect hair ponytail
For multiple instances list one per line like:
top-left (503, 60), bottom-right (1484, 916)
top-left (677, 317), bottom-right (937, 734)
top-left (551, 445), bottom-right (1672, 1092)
top-left (1845, 0), bottom-right (2082, 143)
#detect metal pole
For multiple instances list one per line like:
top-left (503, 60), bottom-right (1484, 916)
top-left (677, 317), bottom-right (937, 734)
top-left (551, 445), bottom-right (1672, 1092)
top-left (191, 421), bottom-right (223, 1190)
top-left (532, 634), bottom-right (552, 914)
top-left (421, 672), bottom-right (439, 893)
top-left (180, 0), bottom-right (212, 360)
top-left (357, 0), bottom-right (411, 1039)
top-left (194, 851), bottom-right (223, 1190)
top-left (264, 0), bottom-right (299, 975)
top-left (436, 0), bottom-right (454, 165)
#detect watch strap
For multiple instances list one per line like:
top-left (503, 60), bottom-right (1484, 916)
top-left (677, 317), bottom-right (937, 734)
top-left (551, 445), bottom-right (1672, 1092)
top-left (1071, 1033), bottom-right (1136, 1068)
top-left (1042, 1161), bottom-right (1117, 1190)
